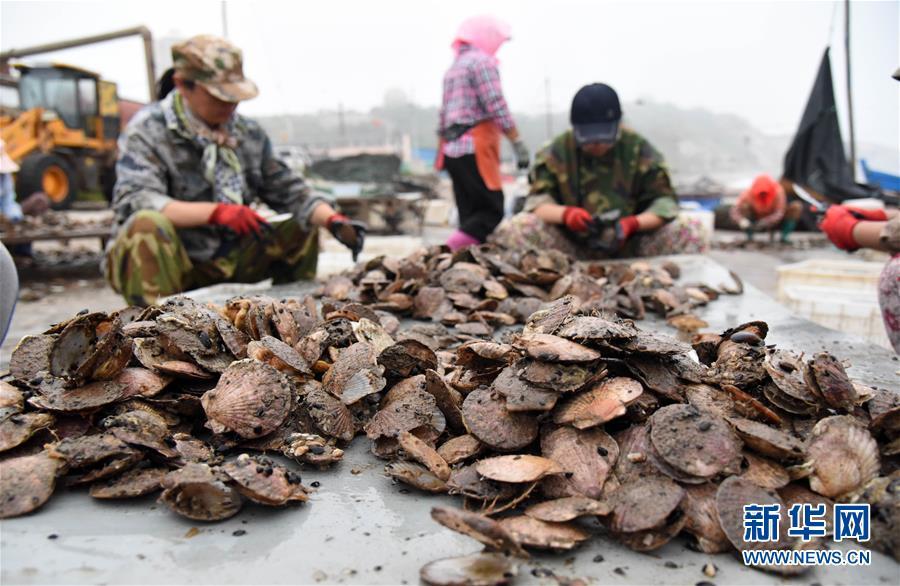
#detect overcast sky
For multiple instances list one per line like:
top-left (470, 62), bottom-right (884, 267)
top-left (2, 0), bottom-right (898, 156)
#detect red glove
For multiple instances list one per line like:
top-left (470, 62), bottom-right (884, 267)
top-left (562, 206), bottom-right (592, 233)
top-left (618, 215), bottom-right (639, 241)
top-left (208, 203), bottom-right (268, 237)
top-left (845, 207), bottom-right (888, 222)
top-left (819, 205), bottom-right (861, 251)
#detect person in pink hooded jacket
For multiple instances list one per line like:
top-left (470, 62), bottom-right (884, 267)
top-left (436, 15), bottom-right (529, 251)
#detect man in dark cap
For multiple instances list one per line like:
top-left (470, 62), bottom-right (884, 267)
top-left (105, 35), bottom-right (365, 306)
top-left (492, 83), bottom-right (706, 257)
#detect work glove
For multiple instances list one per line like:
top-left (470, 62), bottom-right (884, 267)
top-left (208, 203), bottom-right (269, 237)
top-left (843, 207), bottom-right (888, 222)
top-left (562, 206), bottom-right (592, 233)
top-left (512, 140), bottom-right (530, 170)
top-left (327, 213), bottom-right (367, 262)
top-left (737, 218), bottom-right (751, 231)
top-left (617, 215), bottom-right (639, 243)
top-left (819, 205), bottom-right (862, 251)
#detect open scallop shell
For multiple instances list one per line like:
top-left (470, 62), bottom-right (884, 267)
top-left (805, 415), bottom-right (879, 498)
top-left (420, 553), bottom-right (517, 586)
top-left (159, 463), bottom-right (243, 521)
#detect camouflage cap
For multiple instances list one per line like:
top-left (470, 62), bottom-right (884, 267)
top-left (172, 35), bottom-right (258, 103)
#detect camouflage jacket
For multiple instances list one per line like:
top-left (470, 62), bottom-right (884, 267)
top-left (525, 128), bottom-right (679, 220)
top-left (110, 93), bottom-right (326, 262)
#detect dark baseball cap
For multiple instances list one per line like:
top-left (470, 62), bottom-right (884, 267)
top-left (570, 83), bottom-right (622, 145)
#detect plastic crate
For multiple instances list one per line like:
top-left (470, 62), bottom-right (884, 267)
top-left (775, 259), bottom-right (889, 348)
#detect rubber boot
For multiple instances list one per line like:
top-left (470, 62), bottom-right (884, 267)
top-left (745, 228), bottom-right (754, 242)
top-left (780, 218), bottom-right (797, 243)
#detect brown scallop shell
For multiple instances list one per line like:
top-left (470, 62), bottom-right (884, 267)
top-left (462, 388), bottom-right (538, 451)
top-left (386, 460), bottom-right (448, 493)
top-left (521, 296), bottom-right (575, 336)
top-left (764, 349), bottom-right (818, 405)
top-left (739, 452), bottom-right (791, 489)
top-left (446, 464), bottom-right (519, 503)
top-left (778, 483), bottom-right (834, 536)
top-left (475, 455), bottom-right (563, 484)
top-left (437, 434), bottom-right (484, 465)
top-left (525, 496), bottom-right (610, 522)
top-left (540, 426), bottom-right (618, 499)
top-left (201, 359), bottom-right (292, 439)
top-left (399, 430), bottom-right (450, 480)
top-left (89, 466), bottom-right (167, 499)
top-left (806, 353), bottom-right (857, 411)
top-left (171, 433), bottom-right (220, 465)
top-left (0, 412), bottom-right (54, 452)
top-left (351, 317), bottom-right (395, 354)
top-left (498, 516), bottom-right (590, 551)
top-left (102, 410), bottom-right (177, 458)
top-left (650, 404), bottom-right (742, 480)
top-left (321, 342), bottom-right (384, 405)
top-left (379, 340), bottom-right (439, 379)
top-left (159, 463), bottom-right (243, 521)
top-left (681, 483), bottom-right (731, 553)
top-left (519, 360), bottom-right (596, 393)
top-left (222, 453), bottom-right (307, 505)
top-left (420, 553), bottom-right (517, 586)
top-left (304, 383), bottom-right (355, 442)
top-left (611, 475), bottom-right (685, 534)
top-left (517, 334), bottom-right (601, 363)
top-left (132, 337), bottom-right (213, 380)
top-left (425, 369), bottom-right (465, 432)
top-left (247, 335), bottom-right (311, 375)
top-left (366, 387), bottom-right (439, 440)
top-left (430, 506), bottom-right (527, 557)
top-left (283, 433), bottom-right (345, 467)
top-left (553, 377), bottom-right (642, 429)
top-left (715, 476), bottom-right (810, 575)
top-left (0, 450), bottom-right (61, 518)
top-left (9, 334), bottom-right (55, 381)
top-left (805, 415), bottom-right (879, 498)
top-left (729, 417), bottom-right (805, 461)
top-left (414, 287), bottom-right (453, 321)
top-left (490, 365), bottom-right (559, 413)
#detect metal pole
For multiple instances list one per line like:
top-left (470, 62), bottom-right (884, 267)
top-left (844, 0), bottom-right (856, 177)
top-left (222, 1), bottom-right (229, 39)
top-left (0, 26), bottom-right (157, 101)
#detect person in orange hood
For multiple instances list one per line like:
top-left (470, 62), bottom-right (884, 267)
top-left (729, 174), bottom-right (802, 242)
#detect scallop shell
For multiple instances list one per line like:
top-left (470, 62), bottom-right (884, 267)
top-left (425, 369), bottom-right (465, 432)
top-left (378, 339), bottom-right (439, 379)
top-left (475, 455), bottom-right (563, 484)
top-left (553, 377), bottom-right (642, 428)
top-left (385, 461), bottom-right (448, 493)
top-left (0, 450), bottom-right (61, 518)
top-left (0, 412), bottom-right (54, 452)
top-left (201, 359), bottom-right (292, 439)
top-left (490, 365), bottom-right (559, 413)
top-left (420, 553), bottom-right (517, 586)
top-left (304, 383), bottom-right (355, 442)
top-left (524, 496), bottom-right (610, 522)
top-left (89, 466), bottom-right (167, 499)
top-left (323, 342), bottom-right (386, 405)
top-left (650, 404), bottom-right (743, 480)
top-left (247, 335), bottom-right (311, 375)
top-left (611, 475), bottom-right (684, 534)
top-left (430, 506), bottom-right (527, 557)
top-left (461, 388), bottom-right (538, 451)
top-left (805, 415), bottom-right (880, 498)
top-left (729, 417), bottom-right (805, 461)
top-left (681, 483), bottom-right (731, 553)
top-left (398, 431), bottom-right (450, 481)
top-left (517, 333), bottom-right (601, 363)
top-left (222, 453), bottom-right (307, 505)
top-left (9, 334), bottom-right (56, 381)
top-left (437, 434), bottom-right (483, 465)
top-left (540, 426), bottom-right (617, 499)
top-left (159, 463), bottom-right (243, 521)
top-left (498, 516), bottom-right (589, 551)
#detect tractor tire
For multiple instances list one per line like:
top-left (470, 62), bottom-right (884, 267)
top-left (16, 153), bottom-right (77, 210)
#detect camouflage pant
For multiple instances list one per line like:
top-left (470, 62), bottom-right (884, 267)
top-left (105, 210), bottom-right (319, 306)
top-left (490, 212), bottom-right (709, 260)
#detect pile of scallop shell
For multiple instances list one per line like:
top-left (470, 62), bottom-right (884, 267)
top-left (1, 285), bottom-right (897, 583)
top-left (320, 243), bottom-right (743, 339)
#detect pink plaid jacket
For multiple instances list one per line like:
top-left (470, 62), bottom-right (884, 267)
top-left (439, 45), bottom-right (516, 158)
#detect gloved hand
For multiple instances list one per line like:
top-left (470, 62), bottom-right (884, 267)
top-left (844, 207), bottom-right (888, 222)
top-left (819, 205), bottom-right (862, 251)
top-left (617, 215), bottom-right (639, 243)
top-left (512, 140), bottom-right (530, 170)
top-left (562, 206), bottom-right (592, 233)
top-left (737, 218), bottom-right (751, 230)
top-left (208, 203), bottom-right (268, 237)
top-left (327, 213), bottom-right (367, 261)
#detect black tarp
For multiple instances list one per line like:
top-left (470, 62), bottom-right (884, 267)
top-left (783, 48), bottom-right (876, 202)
